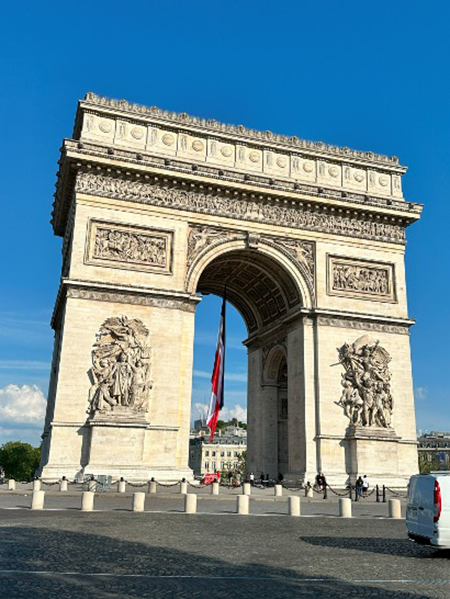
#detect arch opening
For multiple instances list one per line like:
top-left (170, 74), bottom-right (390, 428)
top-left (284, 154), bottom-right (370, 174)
top-left (196, 249), bottom-right (303, 335)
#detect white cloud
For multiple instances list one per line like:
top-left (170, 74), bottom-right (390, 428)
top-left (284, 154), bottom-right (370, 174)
top-left (414, 386), bottom-right (428, 401)
top-left (220, 404), bottom-right (247, 423)
top-left (193, 369), bottom-right (247, 383)
top-left (0, 384), bottom-right (47, 426)
top-left (192, 401), bottom-right (247, 424)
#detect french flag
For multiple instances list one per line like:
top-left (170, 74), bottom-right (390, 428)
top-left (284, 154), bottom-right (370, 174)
top-left (207, 295), bottom-right (226, 441)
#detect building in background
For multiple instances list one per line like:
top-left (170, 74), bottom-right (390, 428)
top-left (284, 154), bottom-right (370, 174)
top-left (417, 432), bottom-right (450, 472)
top-left (189, 425), bottom-right (247, 476)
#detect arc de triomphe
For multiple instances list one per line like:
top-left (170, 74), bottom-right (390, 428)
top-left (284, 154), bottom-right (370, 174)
top-left (38, 93), bottom-right (422, 485)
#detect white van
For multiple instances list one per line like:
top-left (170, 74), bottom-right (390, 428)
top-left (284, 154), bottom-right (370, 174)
top-left (406, 473), bottom-right (450, 549)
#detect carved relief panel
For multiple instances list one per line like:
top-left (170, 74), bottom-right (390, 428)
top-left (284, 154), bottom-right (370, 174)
top-left (85, 219), bottom-right (173, 275)
top-left (327, 255), bottom-right (396, 302)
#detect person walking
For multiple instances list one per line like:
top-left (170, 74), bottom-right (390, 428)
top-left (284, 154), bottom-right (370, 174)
top-left (362, 475), bottom-right (369, 498)
top-left (356, 476), bottom-right (364, 498)
top-left (249, 472), bottom-right (255, 486)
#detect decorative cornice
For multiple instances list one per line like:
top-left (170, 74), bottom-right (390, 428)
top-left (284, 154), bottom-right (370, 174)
top-left (316, 315), bottom-right (410, 335)
top-left (81, 93), bottom-right (402, 168)
top-left (74, 169), bottom-right (407, 245)
top-left (51, 280), bottom-right (199, 329)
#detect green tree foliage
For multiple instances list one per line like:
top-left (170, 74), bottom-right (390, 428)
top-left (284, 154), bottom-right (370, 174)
top-left (418, 453), bottom-right (441, 474)
top-left (0, 441), bottom-right (41, 481)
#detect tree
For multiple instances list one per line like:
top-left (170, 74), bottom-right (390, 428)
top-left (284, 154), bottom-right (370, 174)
top-left (0, 441), bottom-right (41, 481)
top-left (418, 453), bottom-right (440, 474)
top-left (235, 450), bottom-right (247, 475)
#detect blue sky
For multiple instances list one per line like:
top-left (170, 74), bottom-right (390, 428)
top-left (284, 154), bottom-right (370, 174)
top-left (0, 1), bottom-right (449, 444)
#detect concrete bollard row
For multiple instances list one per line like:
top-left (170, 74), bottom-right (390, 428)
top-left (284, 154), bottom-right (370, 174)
top-left (148, 480), bottom-right (157, 494)
top-left (339, 498), bottom-right (352, 518)
top-left (88, 479), bottom-right (96, 492)
top-left (7, 479), bottom-right (16, 491)
top-left (33, 479), bottom-right (41, 492)
top-left (59, 478), bottom-right (68, 492)
top-left (274, 484), bottom-right (283, 497)
top-left (211, 482), bottom-right (219, 496)
top-left (242, 483), bottom-right (251, 496)
top-left (118, 479), bottom-right (126, 493)
top-left (184, 493), bottom-right (197, 513)
top-left (30, 490), bottom-right (45, 510)
top-left (237, 494), bottom-right (249, 515)
top-left (388, 498), bottom-right (402, 519)
top-left (288, 496), bottom-right (301, 516)
top-left (81, 491), bottom-right (95, 511)
top-left (132, 492), bottom-right (146, 512)
top-left (180, 481), bottom-right (188, 495)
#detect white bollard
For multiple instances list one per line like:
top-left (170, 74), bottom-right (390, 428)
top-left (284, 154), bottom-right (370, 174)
top-left (211, 482), bottom-right (220, 496)
top-left (306, 487), bottom-right (313, 498)
top-left (132, 492), bottom-right (146, 512)
top-left (274, 484), bottom-right (283, 497)
top-left (7, 479), bottom-right (16, 491)
top-left (237, 495), bottom-right (250, 514)
top-left (88, 479), bottom-right (96, 492)
top-left (289, 495), bottom-right (301, 516)
top-left (242, 483), bottom-right (251, 496)
top-left (81, 491), bottom-right (95, 511)
top-left (33, 479), bottom-right (41, 491)
top-left (118, 479), bottom-right (126, 493)
top-left (184, 493), bottom-right (197, 513)
top-left (59, 479), bottom-right (68, 492)
top-left (148, 480), bottom-right (157, 494)
top-left (339, 497), bottom-right (352, 518)
top-left (30, 490), bottom-right (45, 510)
top-left (388, 498), bottom-right (402, 519)
top-left (180, 481), bottom-right (188, 494)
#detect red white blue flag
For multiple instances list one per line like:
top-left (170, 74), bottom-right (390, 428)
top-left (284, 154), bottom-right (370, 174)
top-left (207, 296), bottom-right (226, 441)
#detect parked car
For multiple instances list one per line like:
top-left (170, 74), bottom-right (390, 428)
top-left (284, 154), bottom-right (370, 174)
top-left (406, 473), bottom-right (450, 549)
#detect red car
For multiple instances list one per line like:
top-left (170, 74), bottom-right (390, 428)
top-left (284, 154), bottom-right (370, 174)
top-left (201, 472), bottom-right (220, 485)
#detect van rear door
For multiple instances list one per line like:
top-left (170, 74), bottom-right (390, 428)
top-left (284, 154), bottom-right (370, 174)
top-left (417, 475), bottom-right (435, 539)
top-left (407, 476), bottom-right (419, 535)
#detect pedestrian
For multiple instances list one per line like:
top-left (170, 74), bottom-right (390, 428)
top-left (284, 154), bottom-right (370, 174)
top-left (356, 476), bottom-right (363, 498)
top-left (249, 472), bottom-right (255, 486)
top-left (278, 472), bottom-right (284, 484)
top-left (315, 471), bottom-right (326, 492)
top-left (362, 475), bottom-right (369, 498)
top-left (228, 471), bottom-right (232, 486)
top-left (260, 471), bottom-right (264, 485)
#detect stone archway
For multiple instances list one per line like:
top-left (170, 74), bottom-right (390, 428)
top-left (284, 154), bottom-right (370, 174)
top-left (38, 93), bottom-right (421, 487)
top-left (189, 242), bottom-right (311, 480)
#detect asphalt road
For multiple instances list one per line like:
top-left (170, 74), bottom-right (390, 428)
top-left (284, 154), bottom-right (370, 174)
top-left (0, 508), bottom-right (448, 598)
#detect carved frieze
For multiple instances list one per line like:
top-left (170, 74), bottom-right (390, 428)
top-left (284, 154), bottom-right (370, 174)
top-left (75, 171), bottom-right (406, 245)
top-left (317, 316), bottom-right (409, 335)
top-left (327, 256), bottom-right (395, 302)
top-left (336, 335), bottom-right (393, 428)
top-left (85, 220), bottom-right (173, 275)
top-left (66, 286), bottom-right (198, 312)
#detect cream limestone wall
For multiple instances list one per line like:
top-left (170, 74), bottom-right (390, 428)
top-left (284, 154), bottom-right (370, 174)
top-left (41, 293), bottom-right (196, 480)
top-left (41, 94), bottom-right (421, 485)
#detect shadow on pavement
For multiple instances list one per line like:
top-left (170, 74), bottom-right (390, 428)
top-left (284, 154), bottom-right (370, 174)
top-left (301, 535), bottom-right (449, 559)
top-left (0, 525), bottom-right (447, 598)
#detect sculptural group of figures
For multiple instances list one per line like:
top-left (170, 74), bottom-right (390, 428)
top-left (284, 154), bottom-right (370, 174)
top-left (88, 316), bottom-right (152, 414)
top-left (337, 335), bottom-right (393, 428)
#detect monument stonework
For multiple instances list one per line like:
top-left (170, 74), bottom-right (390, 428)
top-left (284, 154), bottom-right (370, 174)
top-left (38, 93), bottom-right (422, 485)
